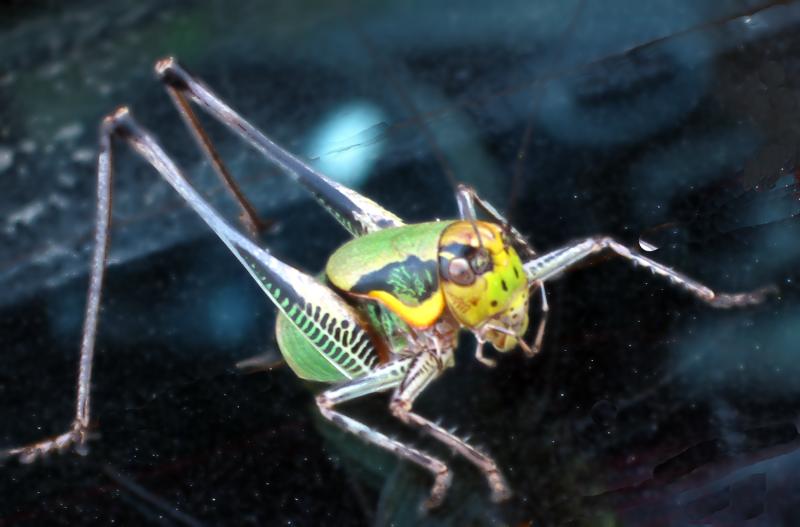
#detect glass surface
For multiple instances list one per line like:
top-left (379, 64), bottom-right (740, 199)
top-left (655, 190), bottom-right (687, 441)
top-left (1, 1), bottom-right (800, 525)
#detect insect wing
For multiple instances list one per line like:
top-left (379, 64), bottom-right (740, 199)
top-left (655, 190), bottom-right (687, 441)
top-left (231, 245), bottom-right (382, 381)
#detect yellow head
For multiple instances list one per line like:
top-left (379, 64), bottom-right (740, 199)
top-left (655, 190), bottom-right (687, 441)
top-left (438, 221), bottom-right (530, 351)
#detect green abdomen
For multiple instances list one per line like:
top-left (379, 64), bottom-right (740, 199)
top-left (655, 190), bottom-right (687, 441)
top-left (275, 284), bottom-right (412, 383)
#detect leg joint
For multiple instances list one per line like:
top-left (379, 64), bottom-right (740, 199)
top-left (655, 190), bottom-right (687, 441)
top-left (589, 235), bottom-right (613, 247)
top-left (101, 107), bottom-right (136, 138)
top-left (389, 398), bottom-right (412, 422)
top-left (154, 56), bottom-right (193, 92)
top-left (315, 393), bottom-right (334, 411)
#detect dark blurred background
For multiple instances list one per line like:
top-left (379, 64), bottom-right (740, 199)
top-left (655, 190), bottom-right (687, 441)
top-left (2, 1), bottom-right (800, 525)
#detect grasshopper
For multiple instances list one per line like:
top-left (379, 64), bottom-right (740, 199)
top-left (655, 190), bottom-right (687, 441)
top-left (3, 57), bottom-right (775, 509)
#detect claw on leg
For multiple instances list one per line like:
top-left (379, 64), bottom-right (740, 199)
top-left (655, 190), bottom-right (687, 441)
top-left (423, 468), bottom-right (453, 510)
top-left (5, 421), bottom-right (90, 464)
top-left (488, 469), bottom-right (512, 503)
top-left (710, 285), bottom-right (778, 308)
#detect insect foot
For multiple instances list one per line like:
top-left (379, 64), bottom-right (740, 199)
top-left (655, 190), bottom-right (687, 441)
top-left (3, 420), bottom-right (90, 464)
top-left (709, 285), bottom-right (779, 308)
top-left (488, 468), bottom-right (512, 502)
top-left (423, 466), bottom-right (453, 511)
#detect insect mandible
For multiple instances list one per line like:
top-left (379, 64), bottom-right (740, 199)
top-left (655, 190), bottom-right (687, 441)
top-left (3, 57), bottom-right (776, 509)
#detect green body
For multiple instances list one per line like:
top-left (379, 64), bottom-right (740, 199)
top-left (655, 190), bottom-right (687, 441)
top-left (275, 221), bottom-right (452, 383)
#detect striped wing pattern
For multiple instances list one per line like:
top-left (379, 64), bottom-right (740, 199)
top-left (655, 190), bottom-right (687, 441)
top-left (238, 249), bottom-right (381, 380)
top-left (277, 296), bottom-right (379, 379)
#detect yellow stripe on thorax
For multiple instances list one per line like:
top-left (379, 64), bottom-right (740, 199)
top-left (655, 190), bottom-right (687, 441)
top-left (367, 288), bottom-right (446, 328)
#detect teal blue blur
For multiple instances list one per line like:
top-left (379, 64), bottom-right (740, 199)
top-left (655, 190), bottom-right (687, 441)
top-left (306, 101), bottom-right (387, 188)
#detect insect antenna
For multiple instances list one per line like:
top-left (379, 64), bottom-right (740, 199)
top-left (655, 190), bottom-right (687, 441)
top-left (470, 218), bottom-right (486, 251)
top-left (455, 188), bottom-right (487, 250)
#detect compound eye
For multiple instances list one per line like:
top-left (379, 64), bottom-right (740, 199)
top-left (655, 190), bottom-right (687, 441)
top-left (469, 248), bottom-right (492, 275)
top-left (448, 257), bottom-right (475, 286)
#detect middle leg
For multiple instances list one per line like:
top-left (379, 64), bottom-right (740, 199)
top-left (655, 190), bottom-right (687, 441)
top-left (315, 357), bottom-right (453, 509)
top-left (388, 350), bottom-right (512, 503)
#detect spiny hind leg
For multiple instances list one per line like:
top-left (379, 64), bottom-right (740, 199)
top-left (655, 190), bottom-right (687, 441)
top-left (4, 101), bottom-right (384, 461)
top-left (524, 236), bottom-right (776, 307)
top-left (155, 57), bottom-right (404, 237)
top-left (388, 352), bottom-right (512, 503)
top-left (315, 358), bottom-right (453, 509)
top-left (3, 112), bottom-right (119, 463)
top-left (3, 107), bottom-right (268, 463)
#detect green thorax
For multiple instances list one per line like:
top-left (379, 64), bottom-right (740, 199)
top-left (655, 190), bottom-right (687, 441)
top-left (325, 221), bottom-right (453, 329)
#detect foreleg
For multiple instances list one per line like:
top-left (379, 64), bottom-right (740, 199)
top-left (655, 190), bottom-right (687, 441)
top-left (524, 236), bottom-right (775, 308)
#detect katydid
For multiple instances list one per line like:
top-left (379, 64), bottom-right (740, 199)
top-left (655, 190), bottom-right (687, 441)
top-left (3, 57), bottom-right (775, 509)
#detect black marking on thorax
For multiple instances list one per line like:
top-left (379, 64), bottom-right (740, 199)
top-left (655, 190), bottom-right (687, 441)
top-left (349, 255), bottom-right (439, 307)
